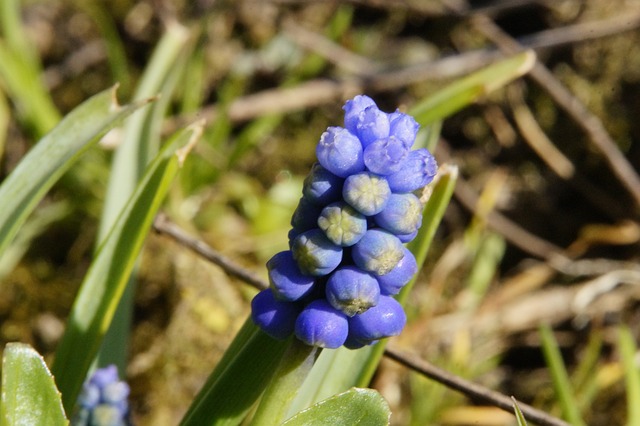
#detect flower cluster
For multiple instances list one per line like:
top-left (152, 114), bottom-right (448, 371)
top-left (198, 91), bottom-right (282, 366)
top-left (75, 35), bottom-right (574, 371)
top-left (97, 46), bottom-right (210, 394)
top-left (251, 95), bottom-right (437, 349)
top-left (73, 365), bottom-right (131, 426)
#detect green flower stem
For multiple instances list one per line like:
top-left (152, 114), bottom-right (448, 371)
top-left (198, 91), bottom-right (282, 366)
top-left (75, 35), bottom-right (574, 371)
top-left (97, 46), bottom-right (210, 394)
top-left (250, 340), bottom-right (320, 426)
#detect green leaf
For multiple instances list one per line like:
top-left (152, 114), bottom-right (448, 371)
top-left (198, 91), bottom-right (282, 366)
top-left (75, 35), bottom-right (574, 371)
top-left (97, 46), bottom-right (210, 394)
top-left (180, 320), bottom-right (290, 426)
top-left (539, 324), bottom-right (586, 426)
top-left (282, 388), bottom-right (390, 426)
top-left (409, 51), bottom-right (536, 126)
top-left (0, 85), bottom-right (153, 260)
top-left (1, 343), bottom-right (68, 426)
top-left (618, 326), bottom-right (640, 426)
top-left (51, 121), bottom-right (203, 414)
top-left (512, 397), bottom-right (528, 426)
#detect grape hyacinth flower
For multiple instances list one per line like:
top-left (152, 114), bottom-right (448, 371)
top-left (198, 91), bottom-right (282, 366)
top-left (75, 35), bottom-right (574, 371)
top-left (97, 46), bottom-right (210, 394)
top-left (73, 365), bottom-right (130, 426)
top-left (251, 95), bottom-right (437, 349)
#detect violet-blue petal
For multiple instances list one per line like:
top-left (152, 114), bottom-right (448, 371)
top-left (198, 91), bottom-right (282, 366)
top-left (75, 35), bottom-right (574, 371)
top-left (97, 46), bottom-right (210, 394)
top-left (343, 95), bottom-right (376, 134)
top-left (267, 251), bottom-right (316, 301)
top-left (316, 126), bottom-right (365, 178)
top-left (374, 192), bottom-right (423, 235)
top-left (302, 163), bottom-right (345, 206)
top-left (326, 266), bottom-right (380, 316)
top-left (291, 197), bottom-right (323, 232)
top-left (356, 105), bottom-right (390, 148)
top-left (342, 172), bottom-right (391, 216)
top-left (363, 136), bottom-right (409, 176)
top-left (351, 229), bottom-right (405, 275)
top-left (317, 202), bottom-right (367, 247)
top-left (291, 228), bottom-right (343, 276)
top-left (389, 111), bottom-right (419, 148)
top-left (348, 295), bottom-right (406, 342)
top-left (251, 289), bottom-right (300, 340)
top-left (295, 299), bottom-right (349, 348)
top-left (375, 247), bottom-right (418, 295)
top-left (396, 229), bottom-right (418, 243)
top-left (385, 148), bottom-right (437, 193)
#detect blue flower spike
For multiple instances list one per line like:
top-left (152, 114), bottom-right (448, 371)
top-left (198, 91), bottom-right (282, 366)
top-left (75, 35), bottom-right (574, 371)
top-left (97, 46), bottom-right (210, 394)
top-left (73, 365), bottom-right (130, 426)
top-left (251, 94), bottom-right (437, 349)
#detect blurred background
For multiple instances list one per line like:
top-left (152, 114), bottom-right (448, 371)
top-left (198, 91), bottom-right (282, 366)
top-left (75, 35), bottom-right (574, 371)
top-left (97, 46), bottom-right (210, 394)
top-left (1, 0), bottom-right (640, 425)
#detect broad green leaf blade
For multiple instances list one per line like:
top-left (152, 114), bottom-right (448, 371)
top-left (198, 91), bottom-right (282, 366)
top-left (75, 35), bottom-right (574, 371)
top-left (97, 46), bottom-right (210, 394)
top-left (1, 343), bottom-right (68, 426)
top-left (539, 324), bottom-right (586, 426)
top-left (618, 326), bottom-right (640, 426)
top-left (512, 397), bottom-right (528, 426)
top-left (409, 51), bottom-right (536, 126)
top-left (51, 122), bottom-right (203, 413)
top-left (97, 21), bottom-right (194, 373)
top-left (0, 86), bottom-right (153, 259)
top-left (289, 166), bottom-right (458, 413)
top-left (282, 388), bottom-right (390, 426)
top-left (180, 319), bottom-right (289, 426)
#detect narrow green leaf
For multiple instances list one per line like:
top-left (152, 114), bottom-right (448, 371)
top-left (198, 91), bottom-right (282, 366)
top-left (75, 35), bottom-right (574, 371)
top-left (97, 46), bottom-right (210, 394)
top-left (0, 86), bottom-right (153, 259)
top-left (409, 51), bottom-right (536, 126)
top-left (180, 320), bottom-right (289, 426)
top-left (618, 326), bottom-right (640, 426)
top-left (51, 122), bottom-right (203, 413)
top-left (282, 388), bottom-right (390, 426)
top-left (1, 343), bottom-right (68, 426)
top-left (539, 324), bottom-right (586, 426)
top-left (512, 397), bottom-right (529, 426)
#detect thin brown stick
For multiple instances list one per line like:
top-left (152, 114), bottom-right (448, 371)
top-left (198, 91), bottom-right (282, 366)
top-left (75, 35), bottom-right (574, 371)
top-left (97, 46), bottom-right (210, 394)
top-left (384, 345), bottom-right (571, 426)
top-left (152, 213), bottom-right (268, 291)
top-left (472, 14), bottom-right (640, 211)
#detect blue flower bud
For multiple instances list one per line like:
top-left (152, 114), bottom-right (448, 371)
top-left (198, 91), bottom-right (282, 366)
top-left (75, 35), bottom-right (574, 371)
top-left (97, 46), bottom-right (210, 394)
top-left (356, 105), bottom-right (390, 148)
top-left (385, 148), bottom-right (437, 193)
top-left (343, 95), bottom-right (376, 134)
top-left (343, 334), bottom-right (378, 350)
top-left (375, 247), bottom-right (418, 295)
top-left (291, 197), bottom-right (323, 232)
top-left (316, 127), bottom-right (365, 178)
top-left (291, 229), bottom-right (343, 276)
top-left (352, 229), bottom-right (404, 275)
top-left (317, 202), bottom-right (367, 247)
top-left (348, 295), bottom-right (406, 342)
top-left (302, 163), bottom-right (345, 206)
top-left (251, 289), bottom-right (301, 340)
top-left (363, 136), bottom-right (409, 175)
top-left (389, 111), bottom-right (419, 148)
top-left (295, 299), bottom-right (349, 348)
top-left (396, 230), bottom-right (418, 243)
top-left (267, 251), bottom-right (316, 301)
top-left (374, 192), bottom-right (423, 235)
top-left (325, 266), bottom-right (380, 316)
top-left (342, 172), bottom-right (391, 216)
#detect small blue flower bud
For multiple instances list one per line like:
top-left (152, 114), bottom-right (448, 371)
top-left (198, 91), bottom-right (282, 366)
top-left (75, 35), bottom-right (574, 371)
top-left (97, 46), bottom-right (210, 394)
top-left (317, 202), bottom-right (367, 247)
top-left (348, 295), bottom-right (406, 342)
top-left (389, 111), bottom-right (419, 148)
top-left (375, 247), bottom-right (418, 295)
top-left (385, 148), bottom-right (437, 193)
top-left (267, 251), bottom-right (316, 301)
top-left (251, 289), bottom-right (301, 340)
top-left (363, 136), bottom-right (409, 175)
top-left (73, 365), bottom-right (130, 426)
top-left (342, 172), bottom-right (391, 216)
top-left (291, 229), bottom-right (343, 276)
top-left (302, 163), bottom-right (345, 206)
top-left (343, 334), bottom-right (378, 350)
top-left (291, 197), bottom-right (323, 232)
top-left (316, 127), bottom-right (365, 178)
top-left (295, 299), bottom-right (349, 348)
top-left (325, 266), bottom-right (380, 316)
top-left (396, 230), bottom-right (418, 243)
top-left (343, 95), bottom-right (376, 134)
top-left (374, 193), bottom-right (423, 235)
top-left (352, 229), bottom-right (404, 275)
top-left (356, 105), bottom-right (390, 148)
